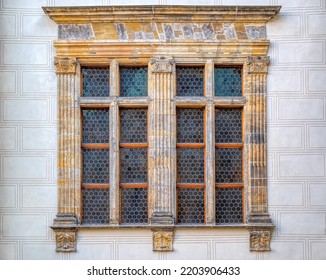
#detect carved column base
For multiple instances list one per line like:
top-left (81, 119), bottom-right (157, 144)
top-left (150, 212), bottom-right (175, 225)
top-left (249, 226), bottom-right (273, 251)
top-left (52, 213), bottom-right (78, 252)
top-left (53, 228), bottom-right (77, 252)
top-left (151, 227), bottom-right (175, 252)
top-left (247, 213), bottom-right (273, 224)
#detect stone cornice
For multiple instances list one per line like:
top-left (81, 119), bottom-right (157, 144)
top-left (43, 5), bottom-right (281, 24)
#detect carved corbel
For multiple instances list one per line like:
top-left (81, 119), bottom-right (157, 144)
top-left (249, 227), bottom-right (272, 251)
top-left (54, 57), bottom-right (77, 74)
top-left (53, 228), bottom-right (77, 252)
top-left (150, 56), bottom-right (174, 73)
top-left (152, 228), bottom-right (175, 252)
top-left (246, 56), bottom-right (270, 74)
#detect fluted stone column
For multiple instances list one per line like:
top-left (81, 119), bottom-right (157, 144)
top-left (52, 57), bottom-right (80, 252)
top-left (245, 56), bottom-right (274, 251)
top-left (148, 56), bottom-right (176, 251)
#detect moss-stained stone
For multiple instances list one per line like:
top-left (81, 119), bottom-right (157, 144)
top-left (58, 24), bottom-right (94, 40)
top-left (246, 25), bottom-right (266, 40)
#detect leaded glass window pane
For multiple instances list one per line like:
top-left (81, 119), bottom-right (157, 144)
top-left (120, 67), bottom-right (148, 97)
top-left (120, 148), bottom-right (148, 183)
top-left (214, 67), bottom-right (242, 96)
top-left (177, 148), bottom-right (204, 183)
top-left (121, 188), bottom-right (148, 224)
top-left (82, 68), bottom-right (109, 97)
top-left (177, 108), bottom-right (204, 143)
top-left (82, 109), bottom-right (109, 144)
top-left (215, 148), bottom-right (242, 183)
top-left (216, 188), bottom-right (243, 224)
top-left (82, 149), bottom-right (110, 184)
top-left (82, 189), bottom-right (110, 224)
top-left (215, 108), bottom-right (242, 143)
top-left (177, 188), bottom-right (204, 224)
top-left (177, 66), bottom-right (204, 96)
top-left (120, 109), bottom-right (147, 143)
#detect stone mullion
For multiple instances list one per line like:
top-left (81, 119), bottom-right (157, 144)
top-left (109, 60), bottom-right (120, 225)
top-left (53, 57), bottom-right (79, 252)
top-left (245, 56), bottom-right (273, 251)
top-left (148, 57), bottom-right (175, 251)
top-left (205, 60), bottom-right (215, 225)
top-left (148, 57), bottom-right (176, 226)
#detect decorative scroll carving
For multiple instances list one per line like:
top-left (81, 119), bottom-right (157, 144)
top-left (54, 228), bottom-right (77, 252)
top-left (246, 56), bottom-right (270, 74)
top-left (249, 228), bottom-right (271, 251)
top-left (152, 229), bottom-right (174, 251)
top-left (54, 57), bottom-right (77, 74)
top-left (150, 56), bottom-right (174, 73)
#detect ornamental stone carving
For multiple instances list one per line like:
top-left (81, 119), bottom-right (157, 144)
top-left (54, 228), bottom-right (77, 252)
top-left (54, 57), bottom-right (77, 74)
top-left (246, 56), bottom-right (270, 74)
top-left (150, 56), bottom-right (174, 73)
top-left (152, 229), bottom-right (174, 251)
top-left (249, 229), bottom-right (271, 251)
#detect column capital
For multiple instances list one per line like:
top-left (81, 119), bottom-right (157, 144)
top-left (246, 56), bottom-right (270, 74)
top-left (54, 57), bottom-right (77, 74)
top-left (150, 56), bottom-right (174, 73)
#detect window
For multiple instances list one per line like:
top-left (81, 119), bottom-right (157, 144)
top-left (79, 64), bottom-right (246, 227)
top-left (44, 5), bottom-right (280, 252)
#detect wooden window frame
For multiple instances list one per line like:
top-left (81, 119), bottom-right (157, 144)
top-left (43, 5), bottom-right (281, 253)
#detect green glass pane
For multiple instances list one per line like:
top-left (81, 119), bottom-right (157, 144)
top-left (215, 67), bottom-right (242, 96)
top-left (120, 67), bottom-right (148, 97)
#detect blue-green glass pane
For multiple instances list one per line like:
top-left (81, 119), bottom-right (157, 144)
top-left (215, 67), bottom-right (242, 96)
top-left (120, 67), bottom-right (148, 97)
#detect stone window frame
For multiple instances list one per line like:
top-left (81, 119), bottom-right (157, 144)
top-left (43, 5), bottom-right (281, 253)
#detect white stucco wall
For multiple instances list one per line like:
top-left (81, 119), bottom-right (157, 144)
top-left (0, 0), bottom-right (325, 260)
